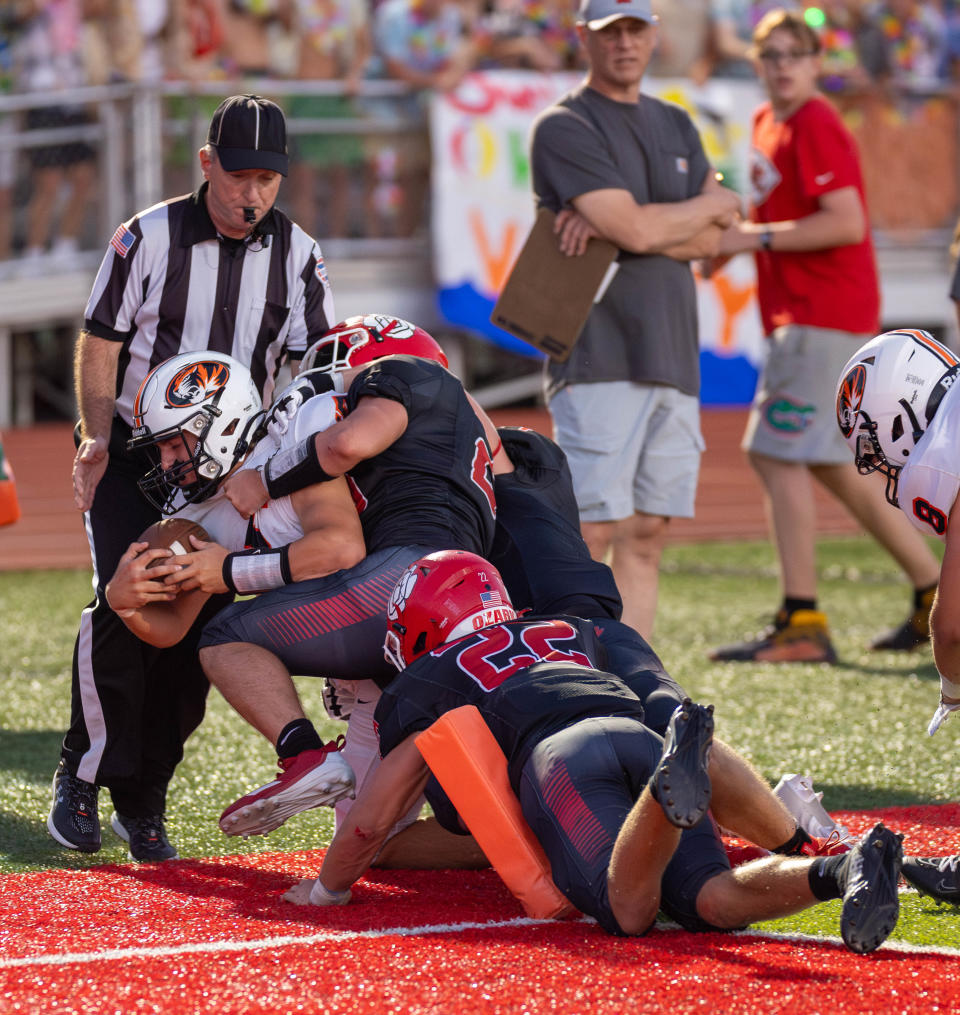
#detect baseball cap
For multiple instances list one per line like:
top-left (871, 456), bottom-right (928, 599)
top-left (207, 94), bottom-right (288, 176)
top-left (577, 0), bottom-right (657, 29)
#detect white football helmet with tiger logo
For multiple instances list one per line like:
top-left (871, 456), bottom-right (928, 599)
top-left (836, 328), bottom-right (960, 505)
top-left (128, 351), bottom-right (263, 513)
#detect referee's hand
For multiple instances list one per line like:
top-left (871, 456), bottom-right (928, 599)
top-left (73, 436), bottom-right (109, 512)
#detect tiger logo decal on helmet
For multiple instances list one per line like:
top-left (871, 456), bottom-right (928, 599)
top-left (836, 362), bottom-right (867, 440)
top-left (129, 352), bottom-right (262, 514)
top-left (164, 360), bottom-right (231, 408)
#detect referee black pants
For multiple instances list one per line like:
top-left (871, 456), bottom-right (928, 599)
top-left (61, 417), bottom-right (231, 817)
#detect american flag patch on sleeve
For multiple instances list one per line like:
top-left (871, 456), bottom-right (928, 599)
top-left (314, 255), bottom-right (329, 286)
top-left (480, 589), bottom-right (503, 608)
top-left (110, 225), bottom-right (136, 258)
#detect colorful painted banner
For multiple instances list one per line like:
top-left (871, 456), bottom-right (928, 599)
top-left (430, 70), bottom-right (768, 404)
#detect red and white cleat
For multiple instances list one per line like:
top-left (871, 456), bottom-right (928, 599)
top-left (219, 739), bottom-right (356, 839)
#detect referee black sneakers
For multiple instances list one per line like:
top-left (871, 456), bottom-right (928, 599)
top-left (111, 812), bottom-right (178, 863)
top-left (47, 759), bottom-right (101, 853)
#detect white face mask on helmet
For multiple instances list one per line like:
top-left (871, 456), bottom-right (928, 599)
top-left (836, 328), bottom-right (960, 505)
top-left (128, 351), bottom-right (263, 514)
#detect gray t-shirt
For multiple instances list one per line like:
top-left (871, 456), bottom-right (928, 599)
top-left (530, 84), bottom-right (710, 397)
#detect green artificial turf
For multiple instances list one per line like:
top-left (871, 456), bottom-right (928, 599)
top-left (1, 537), bottom-right (957, 949)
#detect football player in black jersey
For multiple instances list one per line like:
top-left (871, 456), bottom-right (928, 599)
top-left (490, 425), bottom-right (844, 860)
top-left (195, 315), bottom-right (509, 857)
top-left (286, 550), bottom-right (904, 956)
top-left (205, 315), bottom-right (844, 865)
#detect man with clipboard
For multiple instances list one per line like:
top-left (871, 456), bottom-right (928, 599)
top-left (525, 0), bottom-right (738, 641)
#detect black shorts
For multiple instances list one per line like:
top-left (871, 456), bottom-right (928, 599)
top-left (26, 106), bottom-right (96, 169)
top-left (198, 544), bottom-right (432, 685)
top-left (518, 716), bottom-right (729, 935)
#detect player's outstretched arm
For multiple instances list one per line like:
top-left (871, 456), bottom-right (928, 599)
top-left (929, 502), bottom-right (960, 734)
top-left (284, 736), bottom-right (430, 906)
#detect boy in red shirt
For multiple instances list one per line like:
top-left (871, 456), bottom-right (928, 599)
top-left (708, 9), bottom-right (940, 663)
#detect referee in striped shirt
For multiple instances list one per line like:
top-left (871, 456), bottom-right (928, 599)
top-left (48, 94), bottom-right (336, 862)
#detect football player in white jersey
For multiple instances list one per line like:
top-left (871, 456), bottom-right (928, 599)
top-left (837, 327), bottom-right (960, 905)
top-left (103, 347), bottom-right (485, 867)
top-left (103, 350), bottom-right (366, 834)
top-left (105, 350), bottom-right (365, 640)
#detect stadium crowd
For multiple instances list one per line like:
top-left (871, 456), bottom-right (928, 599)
top-left (1, 0), bottom-right (959, 255)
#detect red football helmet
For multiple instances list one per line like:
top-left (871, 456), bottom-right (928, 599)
top-left (383, 550), bottom-right (517, 669)
top-left (300, 314), bottom-right (449, 377)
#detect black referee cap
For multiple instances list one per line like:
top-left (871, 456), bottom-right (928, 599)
top-left (207, 94), bottom-right (288, 176)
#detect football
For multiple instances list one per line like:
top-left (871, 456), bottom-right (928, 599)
top-left (138, 518), bottom-right (210, 566)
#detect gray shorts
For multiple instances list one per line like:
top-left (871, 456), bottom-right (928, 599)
top-left (743, 325), bottom-right (874, 464)
top-left (549, 381), bottom-right (704, 522)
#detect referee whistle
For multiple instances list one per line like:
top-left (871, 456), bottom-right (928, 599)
top-left (242, 207), bottom-right (257, 224)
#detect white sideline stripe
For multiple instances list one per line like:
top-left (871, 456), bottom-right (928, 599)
top-left (0, 916), bottom-right (563, 969)
top-left (733, 927), bottom-right (960, 958)
top-left (3, 914), bottom-right (959, 969)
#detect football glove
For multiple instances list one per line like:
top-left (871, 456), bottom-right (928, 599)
top-left (264, 371), bottom-right (336, 442)
top-left (927, 697), bottom-right (960, 736)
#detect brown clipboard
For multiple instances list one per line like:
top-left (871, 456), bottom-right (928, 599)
top-left (490, 208), bottom-right (618, 362)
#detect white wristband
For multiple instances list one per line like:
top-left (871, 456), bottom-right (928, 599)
top-left (309, 879), bottom-right (352, 906)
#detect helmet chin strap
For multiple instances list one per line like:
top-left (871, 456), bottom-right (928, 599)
top-left (234, 408), bottom-right (267, 463)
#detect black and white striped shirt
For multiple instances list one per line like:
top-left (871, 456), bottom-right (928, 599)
top-left (84, 183), bottom-right (335, 423)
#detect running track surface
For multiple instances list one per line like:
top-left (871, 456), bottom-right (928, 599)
top-left (2, 806), bottom-right (959, 1015)
top-left (0, 410), bottom-right (862, 572)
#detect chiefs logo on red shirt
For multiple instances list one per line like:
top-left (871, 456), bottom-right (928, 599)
top-left (164, 360), bottom-right (230, 408)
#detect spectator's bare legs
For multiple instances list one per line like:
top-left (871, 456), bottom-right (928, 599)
top-left (199, 643), bottom-right (307, 745)
top-left (696, 855), bottom-right (822, 928)
top-left (582, 512), bottom-right (668, 641)
top-left (707, 740), bottom-right (796, 849)
top-left (0, 186), bottom-right (11, 260)
top-left (289, 162), bottom-right (319, 238)
top-left (58, 160), bottom-right (96, 247)
top-left (813, 463), bottom-right (941, 589)
top-left (750, 451), bottom-right (940, 599)
top-left (24, 166), bottom-right (63, 254)
top-left (748, 452), bottom-right (819, 599)
top-left (607, 784), bottom-right (680, 934)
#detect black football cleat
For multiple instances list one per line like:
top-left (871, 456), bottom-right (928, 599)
top-left (650, 699), bottom-right (714, 829)
top-left (869, 588), bottom-right (935, 651)
top-left (837, 822), bottom-right (904, 954)
top-left (901, 855), bottom-right (960, 905)
top-left (111, 811), bottom-right (178, 862)
top-left (47, 759), bottom-right (101, 852)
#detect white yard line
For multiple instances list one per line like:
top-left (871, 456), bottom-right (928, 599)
top-left (3, 915), bottom-right (959, 970)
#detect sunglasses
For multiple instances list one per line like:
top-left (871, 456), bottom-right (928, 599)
top-left (758, 49), bottom-right (816, 65)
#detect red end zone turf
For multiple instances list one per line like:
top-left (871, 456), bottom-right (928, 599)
top-left (2, 807), bottom-right (959, 1015)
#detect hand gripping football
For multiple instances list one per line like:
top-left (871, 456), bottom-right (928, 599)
top-left (138, 518), bottom-right (210, 564)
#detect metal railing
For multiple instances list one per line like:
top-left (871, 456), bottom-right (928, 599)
top-left (0, 78), bottom-right (432, 267)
